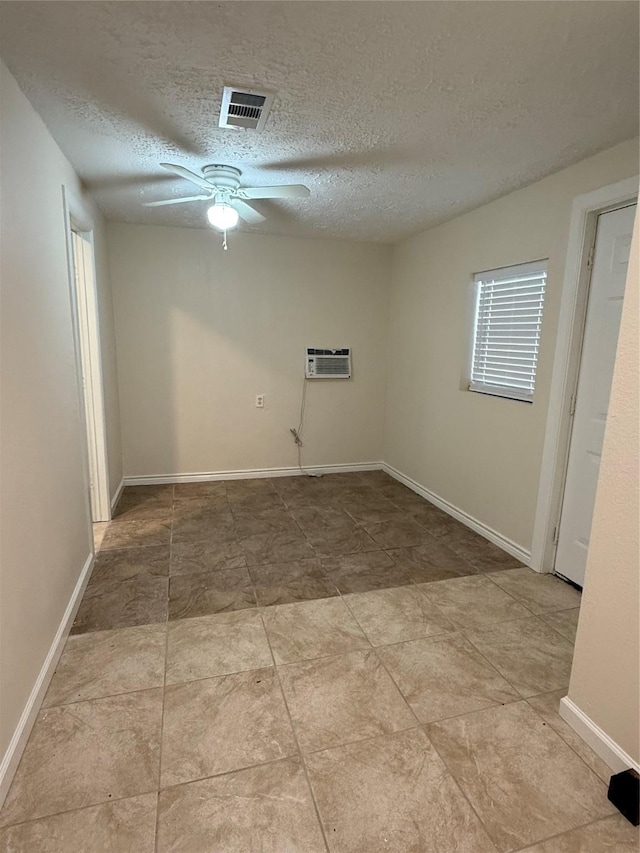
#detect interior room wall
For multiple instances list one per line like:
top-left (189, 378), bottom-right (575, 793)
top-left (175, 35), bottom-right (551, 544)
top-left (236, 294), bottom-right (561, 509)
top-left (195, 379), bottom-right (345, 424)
top-left (0, 61), bottom-right (121, 787)
top-left (383, 138), bottom-right (639, 554)
top-left (108, 223), bottom-right (391, 479)
top-left (566, 212), bottom-right (639, 766)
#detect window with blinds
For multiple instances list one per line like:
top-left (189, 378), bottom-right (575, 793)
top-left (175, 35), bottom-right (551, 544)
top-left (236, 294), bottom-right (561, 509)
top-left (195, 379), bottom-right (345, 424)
top-left (469, 260), bottom-right (547, 402)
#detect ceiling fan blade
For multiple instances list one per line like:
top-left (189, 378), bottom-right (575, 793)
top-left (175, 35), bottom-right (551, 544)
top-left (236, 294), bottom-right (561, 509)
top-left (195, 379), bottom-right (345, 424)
top-left (260, 147), bottom-right (406, 172)
top-left (231, 199), bottom-right (266, 224)
top-left (143, 194), bottom-right (212, 207)
top-left (160, 163), bottom-right (213, 190)
top-left (239, 185), bottom-right (310, 200)
top-left (87, 173), bottom-right (177, 192)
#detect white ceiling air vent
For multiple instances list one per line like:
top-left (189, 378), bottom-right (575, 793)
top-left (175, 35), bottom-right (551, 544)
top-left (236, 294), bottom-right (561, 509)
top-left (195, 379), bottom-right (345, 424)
top-left (219, 87), bottom-right (275, 131)
top-left (305, 348), bottom-right (352, 379)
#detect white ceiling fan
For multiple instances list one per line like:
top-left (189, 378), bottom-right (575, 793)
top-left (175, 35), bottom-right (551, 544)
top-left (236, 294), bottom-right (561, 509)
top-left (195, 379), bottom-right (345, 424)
top-left (143, 163), bottom-right (310, 230)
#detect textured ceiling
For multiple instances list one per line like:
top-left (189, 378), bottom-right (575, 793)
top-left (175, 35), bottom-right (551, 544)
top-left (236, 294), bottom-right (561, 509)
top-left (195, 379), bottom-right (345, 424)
top-left (0, 1), bottom-right (638, 243)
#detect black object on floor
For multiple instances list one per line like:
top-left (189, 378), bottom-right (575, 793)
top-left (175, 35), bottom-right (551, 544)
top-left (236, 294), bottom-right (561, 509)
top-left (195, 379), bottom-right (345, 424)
top-left (607, 768), bottom-right (639, 825)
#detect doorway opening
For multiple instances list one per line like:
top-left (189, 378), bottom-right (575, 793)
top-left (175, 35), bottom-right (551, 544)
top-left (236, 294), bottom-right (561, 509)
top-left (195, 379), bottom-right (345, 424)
top-left (532, 177), bottom-right (638, 584)
top-left (554, 202), bottom-right (636, 586)
top-left (64, 190), bottom-right (111, 527)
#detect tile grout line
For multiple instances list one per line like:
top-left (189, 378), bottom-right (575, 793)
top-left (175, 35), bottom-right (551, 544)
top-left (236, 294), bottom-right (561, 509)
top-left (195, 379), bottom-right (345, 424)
top-left (4, 753), bottom-right (354, 835)
top-left (537, 612), bottom-right (582, 645)
top-left (458, 615), bottom-right (575, 702)
top-left (458, 611), bottom-right (577, 642)
top-left (153, 490), bottom-right (175, 853)
top-left (454, 626), bottom-right (542, 701)
top-left (418, 695), bottom-right (528, 729)
top-left (42, 680), bottom-right (169, 711)
top-left (419, 721), bottom-right (505, 850)
top-left (506, 813), bottom-right (627, 853)
top-left (295, 723), bottom-right (427, 760)
top-left (407, 571), bottom-right (542, 633)
top-left (455, 571), bottom-right (540, 615)
top-left (255, 605), bottom-right (332, 853)
top-left (0, 788), bottom-right (161, 833)
top-left (523, 696), bottom-right (613, 786)
top-left (482, 572), bottom-right (582, 619)
top-left (151, 754), bottom-right (307, 794)
top-left (337, 591), bottom-right (423, 728)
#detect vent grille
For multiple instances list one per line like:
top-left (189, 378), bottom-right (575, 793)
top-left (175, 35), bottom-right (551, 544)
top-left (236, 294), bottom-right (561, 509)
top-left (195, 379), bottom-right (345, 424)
top-left (316, 357), bottom-right (350, 375)
top-left (219, 87), bottom-right (274, 131)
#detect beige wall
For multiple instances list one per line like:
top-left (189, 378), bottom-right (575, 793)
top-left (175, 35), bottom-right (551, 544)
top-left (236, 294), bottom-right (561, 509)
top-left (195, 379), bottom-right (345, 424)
top-left (568, 213), bottom-right (639, 764)
top-left (384, 139), bottom-right (639, 552)
top-left (0, 62), bottom-right (120, 773)
top-left (108, 223), bottom-right (391, 477)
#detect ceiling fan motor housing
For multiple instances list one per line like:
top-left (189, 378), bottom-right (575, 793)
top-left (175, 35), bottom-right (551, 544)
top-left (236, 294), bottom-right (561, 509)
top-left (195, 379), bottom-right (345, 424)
top-left (202, 165), bottom-right (242, 191)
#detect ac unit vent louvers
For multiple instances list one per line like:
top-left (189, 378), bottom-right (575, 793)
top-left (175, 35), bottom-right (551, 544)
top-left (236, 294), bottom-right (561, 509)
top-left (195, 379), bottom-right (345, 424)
top-left (315, 357), bottom-right (350, 375)
top-left (219, 87), bottom-right (274, 131)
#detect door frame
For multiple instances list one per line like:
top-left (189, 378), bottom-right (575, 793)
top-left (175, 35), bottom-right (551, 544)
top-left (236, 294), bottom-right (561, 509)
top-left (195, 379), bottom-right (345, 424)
top-left (531, 176), bottom-right (638, 574)
top-left (62, 186), bottom-right (112, 522)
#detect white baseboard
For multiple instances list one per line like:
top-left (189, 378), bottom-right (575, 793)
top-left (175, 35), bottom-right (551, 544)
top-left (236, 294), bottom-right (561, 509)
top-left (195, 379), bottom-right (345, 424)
top-left (559, 696), bottom-right (639, 774)
top-left (0, 551), bottom-right (95, 808)
top-left (125, 460), bottom-right (531, 566)
top-left (110, 477), bottom-right (124, 513)
top-left (382, 463), bottom-right (531, 565)
top-left (125, 461), bottom-right (383, 486)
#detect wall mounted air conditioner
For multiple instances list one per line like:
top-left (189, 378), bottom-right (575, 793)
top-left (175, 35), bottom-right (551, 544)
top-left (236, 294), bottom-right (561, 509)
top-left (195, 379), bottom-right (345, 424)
top-left (305, 348), bottom-right (351, 379)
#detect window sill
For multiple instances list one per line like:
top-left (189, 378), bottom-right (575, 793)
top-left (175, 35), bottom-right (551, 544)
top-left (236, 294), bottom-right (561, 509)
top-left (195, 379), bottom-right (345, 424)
top-left (468, 382), bottom-right (533, 403)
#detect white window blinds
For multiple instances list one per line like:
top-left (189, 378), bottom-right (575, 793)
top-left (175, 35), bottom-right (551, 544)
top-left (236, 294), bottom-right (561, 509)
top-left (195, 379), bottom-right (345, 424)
top-left (470, 260), bottom-right (547, 402)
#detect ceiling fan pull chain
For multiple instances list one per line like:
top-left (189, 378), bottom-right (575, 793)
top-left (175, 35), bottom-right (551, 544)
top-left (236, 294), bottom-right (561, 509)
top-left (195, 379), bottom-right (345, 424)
top-left (222, 228), bottom-right (228, 251)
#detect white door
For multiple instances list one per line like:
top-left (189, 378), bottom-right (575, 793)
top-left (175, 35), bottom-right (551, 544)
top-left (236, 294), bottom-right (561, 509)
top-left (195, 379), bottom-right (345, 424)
top-left (555, 203), bottom-right (637, 586)
top-left (70, 230), bottom-right (111, 522)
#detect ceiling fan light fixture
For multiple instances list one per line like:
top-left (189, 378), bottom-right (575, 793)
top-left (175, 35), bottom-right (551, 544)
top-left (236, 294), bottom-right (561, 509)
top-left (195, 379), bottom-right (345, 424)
top-left (207, 202), bottom-right (239, 231)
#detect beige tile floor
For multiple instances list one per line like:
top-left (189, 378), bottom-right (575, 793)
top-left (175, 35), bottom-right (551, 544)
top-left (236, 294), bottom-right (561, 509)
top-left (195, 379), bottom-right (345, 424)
top-left (1, 472), bottom-right (638, 852)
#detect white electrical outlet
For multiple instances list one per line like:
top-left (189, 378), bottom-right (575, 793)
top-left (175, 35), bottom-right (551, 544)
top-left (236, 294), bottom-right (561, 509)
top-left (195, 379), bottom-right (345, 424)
top-left (256, 394), bottom-right (264, 408)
